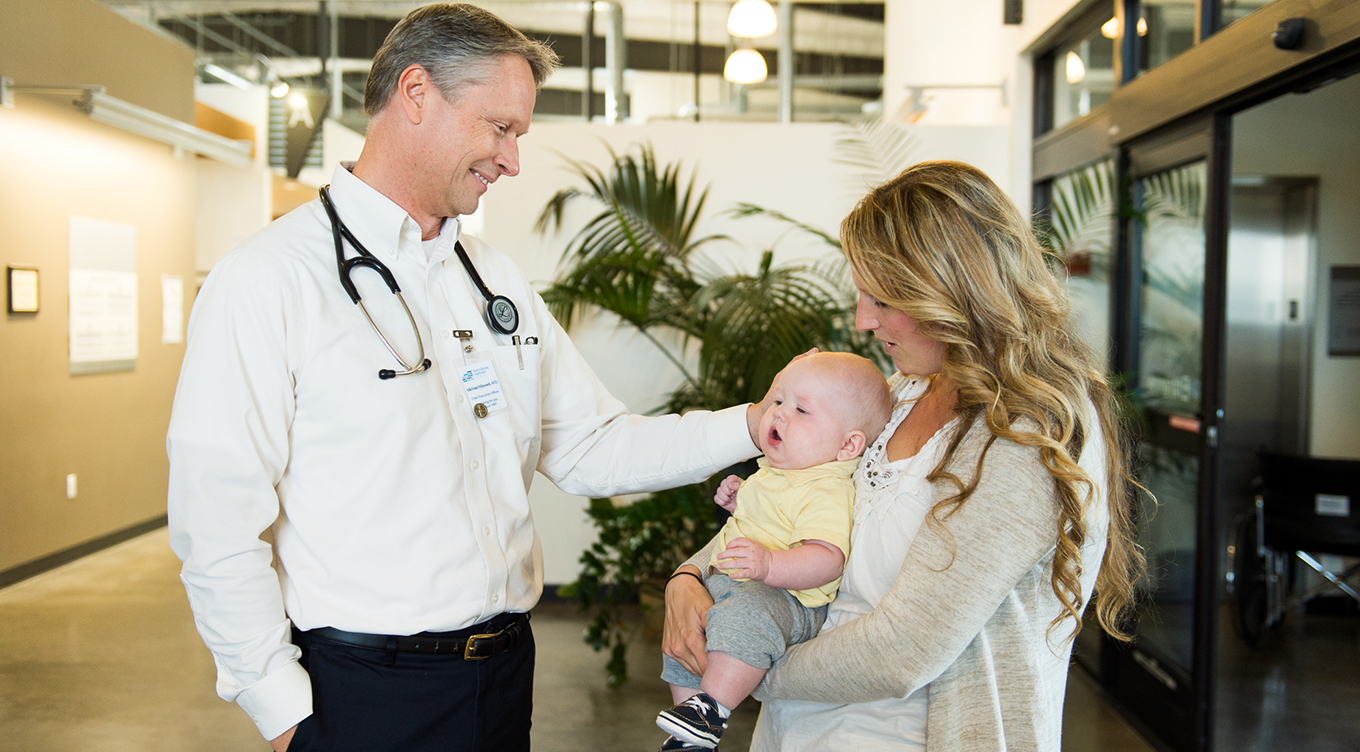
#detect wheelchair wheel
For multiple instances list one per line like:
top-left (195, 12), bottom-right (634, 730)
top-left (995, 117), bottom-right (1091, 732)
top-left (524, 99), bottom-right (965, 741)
top-left (1233, 512), bottom-right (1268, 648)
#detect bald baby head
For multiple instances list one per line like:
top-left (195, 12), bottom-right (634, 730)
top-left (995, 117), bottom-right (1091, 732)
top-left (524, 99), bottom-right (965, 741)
top-left (758, 352), bottom-right (892, 470)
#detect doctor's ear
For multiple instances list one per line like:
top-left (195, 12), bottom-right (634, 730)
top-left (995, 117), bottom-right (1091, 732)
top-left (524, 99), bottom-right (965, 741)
top-left (395, 65), bottom-right (433, 124)
top-left (836, 431), bottom-right (867, 462)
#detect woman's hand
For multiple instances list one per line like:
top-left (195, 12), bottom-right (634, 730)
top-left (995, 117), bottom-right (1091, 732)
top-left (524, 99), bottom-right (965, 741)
top-left (713, 475), bottom-right (742, 513)
top-left (663, 566), bottom-right (714, 677)
top-left (716, 537), bottom-right (772, 582)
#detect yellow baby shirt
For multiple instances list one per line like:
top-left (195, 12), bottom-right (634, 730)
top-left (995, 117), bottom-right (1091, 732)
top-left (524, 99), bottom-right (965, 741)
top-left (709, 457), bottom-right (858, 607)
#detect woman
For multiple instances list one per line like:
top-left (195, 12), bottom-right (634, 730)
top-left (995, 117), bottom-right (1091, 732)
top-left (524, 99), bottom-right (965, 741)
top-left (663, 160), bottom-right (1143, 751)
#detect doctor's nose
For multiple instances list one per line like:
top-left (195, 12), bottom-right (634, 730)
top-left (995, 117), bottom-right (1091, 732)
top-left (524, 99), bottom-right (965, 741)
top-left (497, 135), bottom-right (521, 178)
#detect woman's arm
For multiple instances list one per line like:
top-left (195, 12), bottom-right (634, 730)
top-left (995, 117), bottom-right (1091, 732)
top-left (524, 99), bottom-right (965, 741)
top-left (760, 426), bottom-right (1062, 704)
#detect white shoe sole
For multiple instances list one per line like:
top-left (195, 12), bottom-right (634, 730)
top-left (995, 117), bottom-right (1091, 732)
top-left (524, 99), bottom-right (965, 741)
top-left (656, 713), bottom-right (721, 748)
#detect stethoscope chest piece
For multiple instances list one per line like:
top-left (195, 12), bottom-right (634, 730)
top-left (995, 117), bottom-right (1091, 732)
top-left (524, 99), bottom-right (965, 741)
top-left (487, 295), bottom-right (519, 335)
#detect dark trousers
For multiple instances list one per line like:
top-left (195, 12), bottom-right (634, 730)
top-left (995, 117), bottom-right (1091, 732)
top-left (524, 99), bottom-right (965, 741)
top-left (289, 614), bottom-right (535, 752)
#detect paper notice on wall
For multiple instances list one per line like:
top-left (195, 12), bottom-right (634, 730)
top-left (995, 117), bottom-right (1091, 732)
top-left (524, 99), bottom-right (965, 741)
top-left (161, 275), bottom-right (184, 344)
top-left (69, 216), bottom-right (138, 374)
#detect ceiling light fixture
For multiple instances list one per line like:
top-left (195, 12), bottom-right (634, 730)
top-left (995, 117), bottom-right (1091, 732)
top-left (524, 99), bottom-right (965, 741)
top-left (724, 48), bottom-right (768, 85)
top-left (1065, 51), bottom-right (1087, 84)
top-left (727, 0), bottom-right (777, 38)
top-left (0, 82), bottom-right (252, 166)
top-left (1101, 16), bottom-right (1149, 38)
top-left (202, 63), bottom-right (253, 90)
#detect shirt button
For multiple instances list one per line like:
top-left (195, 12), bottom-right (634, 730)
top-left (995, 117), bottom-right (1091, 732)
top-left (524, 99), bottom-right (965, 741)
top-left (442, 330), bottom-right (451, 339)
top-left (483, 526), bottom-right (491, 536)
top-left (457, 394), bottom-right (465, 403)
top-left (492, 594), bottom-right (500, 603)
top-left (470, 460), bottom-right (479, 470)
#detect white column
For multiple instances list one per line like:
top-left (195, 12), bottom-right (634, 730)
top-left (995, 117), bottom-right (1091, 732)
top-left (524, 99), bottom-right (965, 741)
top-left (328, 0), bottom-right (341, 118)
top-left (777, 0), bottom-right (793, 122)
top-left (606, 2), bottom-right (627, 123)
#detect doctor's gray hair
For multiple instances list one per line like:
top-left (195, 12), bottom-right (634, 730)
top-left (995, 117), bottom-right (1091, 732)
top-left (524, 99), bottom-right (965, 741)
top-left (364, 3), bottom-right (560, 116)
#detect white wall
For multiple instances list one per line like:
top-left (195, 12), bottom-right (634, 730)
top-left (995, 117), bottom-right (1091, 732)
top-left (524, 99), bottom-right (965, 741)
top-left (193, 84), bottom-right (272, 272)
top-left (475, 119), bottom-right (1011, 584)
top-left (882, 0), bottom-right (1092, 209)
top-left (1232, 73), bottom-right (1360, 459)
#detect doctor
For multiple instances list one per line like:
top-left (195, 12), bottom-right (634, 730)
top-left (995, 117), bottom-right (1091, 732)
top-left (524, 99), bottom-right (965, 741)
top-left (166, 5), bottom-right (762, 752)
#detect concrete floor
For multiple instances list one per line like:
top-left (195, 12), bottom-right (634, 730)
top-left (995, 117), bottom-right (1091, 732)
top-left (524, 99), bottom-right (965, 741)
top-left (0, 529), bottom-right (1154, 752)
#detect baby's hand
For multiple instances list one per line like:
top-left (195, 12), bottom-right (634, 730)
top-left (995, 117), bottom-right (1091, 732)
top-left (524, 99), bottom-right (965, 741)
top-left (716, 537), bottom-right (772, 581)
top-left (714, 475), bottom-right (742, 513)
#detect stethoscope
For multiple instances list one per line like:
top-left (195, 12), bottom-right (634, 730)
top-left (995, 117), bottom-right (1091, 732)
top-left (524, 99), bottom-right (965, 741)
top-left (319, 185), bottom-right (519, 380)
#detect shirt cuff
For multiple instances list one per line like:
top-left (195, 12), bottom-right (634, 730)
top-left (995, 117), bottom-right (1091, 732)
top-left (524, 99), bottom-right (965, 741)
top-left (235, 659), bottom-right (313, 741)
top-left (705, 403), bottom-right (761, 466)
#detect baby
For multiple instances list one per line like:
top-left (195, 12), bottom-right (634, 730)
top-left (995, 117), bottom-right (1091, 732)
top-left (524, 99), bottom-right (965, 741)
top-left (656, 352), bottom-right (892, 751)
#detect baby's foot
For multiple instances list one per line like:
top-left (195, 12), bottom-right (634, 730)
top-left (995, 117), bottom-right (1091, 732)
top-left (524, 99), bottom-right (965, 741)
top-left (656, 692), bottom-right (729, 748)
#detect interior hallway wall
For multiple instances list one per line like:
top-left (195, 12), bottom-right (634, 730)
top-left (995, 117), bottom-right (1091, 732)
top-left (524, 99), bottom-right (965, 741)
top-left (0, 0), bottom-right (199, 577)
top-left (1232, 72), bottom-right (1360, 458)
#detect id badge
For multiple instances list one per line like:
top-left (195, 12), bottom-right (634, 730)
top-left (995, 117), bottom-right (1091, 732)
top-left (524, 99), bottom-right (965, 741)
top-left (459, 360), bottom-right (507, 417)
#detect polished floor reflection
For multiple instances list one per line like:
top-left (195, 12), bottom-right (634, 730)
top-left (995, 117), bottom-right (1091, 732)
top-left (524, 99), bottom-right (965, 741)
top-left (1, 529), bottom-right (1154, 752)
top-left (1217, 601), bottom-right (1360, 751)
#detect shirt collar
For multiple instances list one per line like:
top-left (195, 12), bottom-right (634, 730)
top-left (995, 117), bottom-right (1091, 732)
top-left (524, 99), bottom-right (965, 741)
top-left (755, 456), bottom-right (862, 483)
top-left (326, 163), bottom-right (462, 266)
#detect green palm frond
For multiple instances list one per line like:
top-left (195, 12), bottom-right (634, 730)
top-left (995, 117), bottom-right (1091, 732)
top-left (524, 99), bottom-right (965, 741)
top-left (1143, 165), bottom-right (1205, 223)
top-left (1047, 160), bottom-right (1117, 254)
top-left (728, 203), bottom-right (842, 249)
top-left (834, 116), bottom-right (921, 186)
top-left (535, 143), bottom-right (725, 338)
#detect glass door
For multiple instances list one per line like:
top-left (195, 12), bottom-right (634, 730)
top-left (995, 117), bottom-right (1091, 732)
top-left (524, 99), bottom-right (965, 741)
top-left (1106, 119), bottom-right (1228, 752)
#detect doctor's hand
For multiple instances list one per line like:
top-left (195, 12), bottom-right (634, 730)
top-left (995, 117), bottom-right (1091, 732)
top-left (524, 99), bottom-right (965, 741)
top-left (270, 725), bottom-right (298, 752)
top-left (663, 565), bottom-right (714, 677)
top-left (746, 348), bottom-right (819, 446)
top-left (716, 537), bottom-right (772, 582)
top-left (713, 475), bottom-right (742, 513)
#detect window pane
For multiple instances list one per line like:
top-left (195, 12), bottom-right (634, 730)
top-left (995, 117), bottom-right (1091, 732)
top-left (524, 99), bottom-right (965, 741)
top-left (1053, 21), bottom-right (1115, 129)
top-left (1139, 0), bottom-right (1198, 73)
top-left (1049, 159), bottom-right (1118, 363)
top-left (1220, 0), bottom-right (1272, 28)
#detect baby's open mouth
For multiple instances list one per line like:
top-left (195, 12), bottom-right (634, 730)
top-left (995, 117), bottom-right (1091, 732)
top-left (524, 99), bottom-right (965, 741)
top-left (768, 427), bottom-right (782, 444)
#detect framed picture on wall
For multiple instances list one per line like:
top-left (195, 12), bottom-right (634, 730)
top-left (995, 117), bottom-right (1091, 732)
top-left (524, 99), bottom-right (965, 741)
top-left (6, 265), bottom-right (39, 313)
top-left (1329, 266), bottom-right (1360, 357)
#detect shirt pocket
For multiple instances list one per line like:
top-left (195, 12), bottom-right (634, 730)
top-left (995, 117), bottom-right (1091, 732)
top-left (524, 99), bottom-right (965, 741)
top-left (488, 342), bottom-right (543, 481)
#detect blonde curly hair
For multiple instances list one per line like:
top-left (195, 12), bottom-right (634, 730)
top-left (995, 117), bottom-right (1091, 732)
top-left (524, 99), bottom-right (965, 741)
top-left (841, 160), bottom-right (1143, 641)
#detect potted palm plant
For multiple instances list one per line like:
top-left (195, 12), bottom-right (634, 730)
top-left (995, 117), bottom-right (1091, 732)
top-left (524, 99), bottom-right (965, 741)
top-left (538, 143), bottom-right (880, 686)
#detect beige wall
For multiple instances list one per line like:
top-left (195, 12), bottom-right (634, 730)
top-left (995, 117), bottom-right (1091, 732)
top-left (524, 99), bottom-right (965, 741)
top-left (0, 0), bottom-right (195, 122)
top-left (0, 2), bottom-right (198, 574)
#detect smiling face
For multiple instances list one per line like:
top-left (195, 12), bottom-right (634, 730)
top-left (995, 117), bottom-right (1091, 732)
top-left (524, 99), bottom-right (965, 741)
top-left (852, 271), bottom-right (945, 378)
top-left (757, 355), bottom-right (885, 470)
top-left (414, 54), bottom-right (537, 219)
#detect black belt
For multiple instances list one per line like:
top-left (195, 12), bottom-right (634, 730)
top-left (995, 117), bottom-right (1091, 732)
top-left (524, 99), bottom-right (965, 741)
top-left (299, 612), bottom-right (529, 660)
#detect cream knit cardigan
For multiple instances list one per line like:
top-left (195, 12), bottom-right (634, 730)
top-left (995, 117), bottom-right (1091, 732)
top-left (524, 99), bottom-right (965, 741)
top-left (693, 411), bottom-right (1109, 751)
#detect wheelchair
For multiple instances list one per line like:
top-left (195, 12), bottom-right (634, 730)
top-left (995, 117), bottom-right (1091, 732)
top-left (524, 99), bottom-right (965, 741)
top-left (1230, 452), bottom-right (1360, 647)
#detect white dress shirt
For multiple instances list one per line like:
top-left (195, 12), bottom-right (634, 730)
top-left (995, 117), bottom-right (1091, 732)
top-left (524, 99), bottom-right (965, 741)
top-left (167, 164), bottom-right (758, 739)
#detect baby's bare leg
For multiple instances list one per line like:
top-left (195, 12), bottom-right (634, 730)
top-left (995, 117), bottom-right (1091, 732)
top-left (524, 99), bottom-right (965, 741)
top-left (698, 651), bottom-right (767, 710)
top-left (669, 683), bottom-right (701, 704)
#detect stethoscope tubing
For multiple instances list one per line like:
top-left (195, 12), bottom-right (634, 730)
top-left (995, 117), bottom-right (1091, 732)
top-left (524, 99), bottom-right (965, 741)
top-left (320, 185), bottom-right (431, 379)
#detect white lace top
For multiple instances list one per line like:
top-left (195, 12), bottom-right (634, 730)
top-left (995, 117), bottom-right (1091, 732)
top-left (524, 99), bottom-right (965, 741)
top-left (752, 373), bottom-right (958, 751)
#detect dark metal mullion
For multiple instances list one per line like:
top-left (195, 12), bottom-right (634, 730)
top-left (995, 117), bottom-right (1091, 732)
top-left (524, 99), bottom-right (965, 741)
top-left (1191, 112), bottom-right (1232, 752)
top-left (1112, 148), bottom-right (1141, 382)
top-left (1195, 0), bottom-right (1221, 44)
top-left (1033, 50), bottom-right (1055, 137)
top-left (1114, 0), bottom-right (1141, 85)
